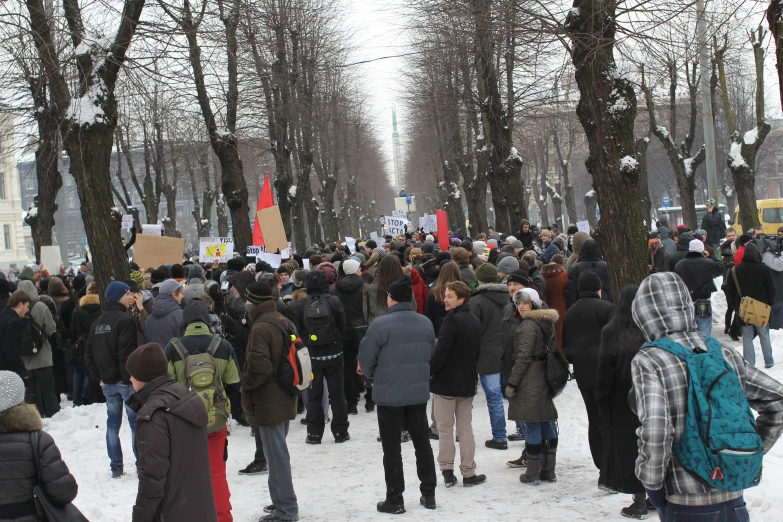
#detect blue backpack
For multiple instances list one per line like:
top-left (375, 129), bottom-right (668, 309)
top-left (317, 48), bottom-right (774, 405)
top-left (647, 337), bottom-right (764, 491)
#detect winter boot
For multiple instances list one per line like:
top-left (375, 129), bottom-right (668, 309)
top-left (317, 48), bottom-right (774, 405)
top-left (519, 444), bottom-right (542, 486)
top-left (485, 439), bottom-right (508, 450)
top-left (540, 438), bottom-right (558, 483)
top-left (621, 493), bottom-right (649, 520)
top-left (506, 447), bottom-right (528, 468)
top-left (420, 496), bottom-right (436, 510)
top-left (462, 474), bottom-right (487, 487)
top-left (376, 500), bottom-right (405, 515)
top-left (442, 469), bottom-right (458, 488)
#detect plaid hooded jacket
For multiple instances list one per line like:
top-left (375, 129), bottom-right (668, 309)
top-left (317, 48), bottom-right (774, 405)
top-left (630, 272), bottom-right (783, 506)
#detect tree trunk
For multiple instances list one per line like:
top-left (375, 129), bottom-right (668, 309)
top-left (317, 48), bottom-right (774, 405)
top-left (553, 131), bottom-right (578, 225)
top-left (464, 144), bottom-right (489, 236)
top-left (567, 1), bottom-right (649, 301)
top-left (215, 194), bottom-right (229, 237)
top-left (635, 136), bottom-right (653, 226)
top-left (584, 189), bottom-right (598, 229)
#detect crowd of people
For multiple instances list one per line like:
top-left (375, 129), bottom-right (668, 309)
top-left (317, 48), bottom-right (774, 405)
top-left (1, 211), bottom-right (783, 522)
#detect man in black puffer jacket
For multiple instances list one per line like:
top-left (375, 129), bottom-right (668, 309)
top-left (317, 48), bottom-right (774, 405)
top-left (0, 371), bottom-right (78, 522)
top-left (331, 259), bottom-right (368, 414)
top-left (673, 238), bottom-right (724, 337)
top-left (668, 232), bottom-right (694, 271)
top-left (564, 240), bottom-right (611, 308)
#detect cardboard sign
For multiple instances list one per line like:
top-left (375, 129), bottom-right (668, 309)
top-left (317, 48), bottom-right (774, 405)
top-left (419, 214), bottom-right (437, 233)
top-left (40, 246), bottom-right (61, 273)
top-left (392, 210), bottom-right (406, 218)
top-left (121, 215), bottom-right (133, 230)
top-left (246, 246), bottom-right (265, 258)
top-left (141, 224), bottom-right (162, 236)
top-left (383, 216), bottom-right (406, 237)
top-left (576, 220), bottom-right (591, 234)
top-left (133, 234), bottom-right (185, 269)
top-left (199, 237), bottom-right (234, 262)
top-left (258, 252), bottom-right (282, 268)
top-left (256, 206), bottom-right (288, 254)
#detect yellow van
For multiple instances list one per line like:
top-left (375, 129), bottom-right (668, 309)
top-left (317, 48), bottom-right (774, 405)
top-left (733, 199), bottom-right (783, 234)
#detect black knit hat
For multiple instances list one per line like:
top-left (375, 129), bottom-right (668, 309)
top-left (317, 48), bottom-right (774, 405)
top-left (388, 275), bottom-right (413, 304)
top-left (226, 257), bottom-right (246, 272)
top-left (277, 265), bottom-right (291, 276)
top-left (171, 264), bottom-right (185, 279)
top-left (506, 269), bottom-right (532, 286)
top-left (578, 271), bottom-right (602, 293)
top-left (150, 269), bottom-right (166, 285)
top-left (245, 281), bottom-right (274, 304)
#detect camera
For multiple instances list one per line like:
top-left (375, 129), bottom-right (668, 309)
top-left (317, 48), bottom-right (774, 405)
top-left (764, 235), bottom-right (782, 255)
top-left (220, 281), bottom-right (230, 294)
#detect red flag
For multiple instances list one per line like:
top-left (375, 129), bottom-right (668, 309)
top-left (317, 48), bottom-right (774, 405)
top-left (436, 209), bottom-right (449, 251)
top-left (253, 174), bottom-right (275, 246)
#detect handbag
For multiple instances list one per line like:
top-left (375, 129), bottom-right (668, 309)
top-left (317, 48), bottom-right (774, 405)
top-left (731, 268), bottom-right (771, 328)
top-left (536, 324), bottom-right (571, 399)
top-left (694, 299), bottom-right (712, 319)
top-left (29, 431), bottom-right (89, 522)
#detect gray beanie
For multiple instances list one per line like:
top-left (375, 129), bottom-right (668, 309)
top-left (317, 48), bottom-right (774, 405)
top-left (0, 371), bottom-right (25, 414)
top-left (497, 256), bottom-right (520, 275)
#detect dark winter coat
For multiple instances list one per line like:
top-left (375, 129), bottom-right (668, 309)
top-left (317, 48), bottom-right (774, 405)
top-left (0, 404), bottom-right (78, 522)
top-left (725, 243), bottom-right (777, 326)
top-left (358, 302), bottom-right (436, 407)
top-left (85, 302), bottom-right (139, 384)
top-left (650, 247), bottom-right (671, 273)
top-left (507, 308), bottom-right (559, 422)
top-left (541, 263), bottom-right (567, 357)
top-left (564, 240), bottom-right (612, 308)
top-left (720, 239), bottom-right (736, 284)
top-left (293, 281), bottom-right (347, 358)
top-left (562, 292), bottom-right (615, 388)
top-left (364, 284), bottom-right (416, 324)
top-left (669, 233), bottom-right (693, 271)
top-left (516, 225), bottom-right (537, 249)
top-left (674, 252), bottom-right (724, 300)
top-left (700, 208), bottom-right (726, 246)
top-left (144, 296), bottom-right (184, 347)
top-left (469, 283), bottom-right (508, 375)
top-left (127, 375), bottom-right (217, 522)
top-left (430, 303), bottom-right (480, 397)
top-left (69, 294), bottom-right (102, 368)
top-left (424, 293), bottom-right (449, 337)
top-left (528, 262), bottom-right (547, 302)
top-left (538, 242), bottom-right (561, 265)
top-left (0, 308), bottom-right (27, 378)
top-left (458, 263), bottom-right (477, 288)
top-left (469, 253), bottom-right (484, 270)
top-left (500, 302), bottom-right (522, 382)
top-left (242, 301), bottom-right (298, 427)
top-left (331, 274), bottom-right (367, 327)
top-left (595, 319), bottom-right (646, 494)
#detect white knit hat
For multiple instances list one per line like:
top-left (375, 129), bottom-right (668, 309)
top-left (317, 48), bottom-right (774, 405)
top-left (425, 234), bottom-right (435, 242)
top-left (342, 259), bottom-right (361, 275)
top-left (0, 371), bottom-right (25, 414)
top-left (689, 239), bottom-right (705, 253)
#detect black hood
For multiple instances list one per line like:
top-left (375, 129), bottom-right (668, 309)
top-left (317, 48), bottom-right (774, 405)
top-left (579, 239), bottom-right (601, 260)
top-left (183, 298), bottom-right (210, 326)
top-left (743, 242), bottom-right (763, 263)
top-left (335, 273), bottom-right (365, 294)
top-left (306, 270), bottom-right (329, 294)
top-left (677, 232), bottom-right (694, 250)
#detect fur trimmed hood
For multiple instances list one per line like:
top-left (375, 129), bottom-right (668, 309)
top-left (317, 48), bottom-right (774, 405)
top-left (541, 263), bottom-right (565, 278)
top-left (79, 293), bottom-right (101, 308)
top-left (475, 283), bottom-right (509, 295)
top-left (0, 404), bottom-right (43, 434)
top-left (520, 308), bottom-right (559, 323)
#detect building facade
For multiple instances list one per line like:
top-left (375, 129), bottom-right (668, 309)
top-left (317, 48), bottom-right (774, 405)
top-left (0, 115), bottom-right (32, 270)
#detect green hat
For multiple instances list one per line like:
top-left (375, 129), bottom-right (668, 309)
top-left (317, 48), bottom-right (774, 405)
top-left (130, 271), bottom-right (144, 286)
top-left (475, 262), bottom-right (499, 283)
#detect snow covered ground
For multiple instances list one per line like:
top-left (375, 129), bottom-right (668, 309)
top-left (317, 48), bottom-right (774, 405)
top-left (43, 278), bottom-right (783, 521)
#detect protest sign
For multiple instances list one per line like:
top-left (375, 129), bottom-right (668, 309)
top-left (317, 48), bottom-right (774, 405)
top-left (133, 235), bottom-right (184, 269)
top-left (345, 237), bottom-right (356, 253)
top-left (121, 215), bottom-right (133, 230)
top-left (40, 246), bottom-right (61, 273)
top-left (370, 231), bottom-right (379, 242)
top-left (258, 252), bottom-right (282, 268)
top-left (256, 206), bottom-right (288, 254)
top-left (246, 246), bottom-right (264, 258)
top-left (419, 214), bottom-right (437, 233)
top-left (302, 259), bottom-right (310, 270)
top-left (576, 220), bottom-right (590, 234)
top-left (199, 237), bottom-right (234, 262)
top-left (383, 216), bottom-right (406, 237)
top-left (141, 224), bottom-right (162, 236)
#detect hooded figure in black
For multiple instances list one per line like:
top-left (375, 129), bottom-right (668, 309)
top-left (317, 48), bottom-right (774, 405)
top-left (294, 270), bottom-right (349, 443)
top-left (562, 271), bottom-right (615, 490)
top-left (668, 232), bottom-right (694, 270)
top-left (564, 240), bottom-right (612, 308)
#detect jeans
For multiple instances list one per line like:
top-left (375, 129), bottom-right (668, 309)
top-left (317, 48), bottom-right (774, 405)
top-left (101, 382), bottom-right (137, 472)
top-left (741, 325), bottom-right (774, 366)
top-left (258, 422), bottom-right (298, 520)
top-left (522, 422), bottom-right (557, 445)
top-left (25, 367), bottom-right (60, 418)
top-left (377, 404), bottom-right (437, 503)
top-left (72, 367), bottom-right (91, 406)
top-left (479, 373), bottom-right (507, 441)
top-left (306, 356), bottom-right (349, 439)
top-left (771, 301), bottom-right (783, 330)
top-left (658, 496), bottom-right (749, 522)
top-left (695, 314), bottom-right (713, 337)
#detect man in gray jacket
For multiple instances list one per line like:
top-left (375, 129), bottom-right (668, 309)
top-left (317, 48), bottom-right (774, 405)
top-left (17, 280), bottom-right (59, 417)
top-left (359, 275), bottom-right (437, 514)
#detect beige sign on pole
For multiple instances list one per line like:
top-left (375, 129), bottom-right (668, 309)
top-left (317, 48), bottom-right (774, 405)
top-left (256, 206), bottom-right (289, 254)
top-left (133, 235), bottom-right (185, 269)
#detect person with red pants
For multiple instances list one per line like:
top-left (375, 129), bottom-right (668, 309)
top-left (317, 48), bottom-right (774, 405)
top-left (164, 299), bottom-right (241, 522)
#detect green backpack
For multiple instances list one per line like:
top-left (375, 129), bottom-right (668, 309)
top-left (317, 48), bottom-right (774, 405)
top-left (170, 336), bottom-right (228, 434)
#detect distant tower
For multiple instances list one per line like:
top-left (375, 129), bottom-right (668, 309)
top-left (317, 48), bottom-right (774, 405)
top-left (391, 106), bottom-right (402, 188)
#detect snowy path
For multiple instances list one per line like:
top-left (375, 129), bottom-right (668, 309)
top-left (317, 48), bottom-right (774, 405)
top-left (43, 280), bottom-right (783, 521)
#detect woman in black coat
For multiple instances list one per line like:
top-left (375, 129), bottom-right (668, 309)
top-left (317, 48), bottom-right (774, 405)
top-left (70, 288), bottom-right (103, 406)
top-left (564, 240), bottom-right (612, 308)
top-left (0, 372), bottom-right (78, 522)
top-left (595, 285), bottom-right (647, 519)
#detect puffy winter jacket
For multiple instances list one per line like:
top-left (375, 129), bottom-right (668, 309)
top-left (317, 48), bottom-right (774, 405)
top-left (144, 296), bottom-right (184, 347)
top-left (668, 233), bottom-right (693, 270)
top-left (562, 292), bottom-right (615, 388)
top-left (673, 252), bottom-right (724, 300)
top-left (0, 404), bottom-right (78, 522)
top-left (331, 274), bottom-right (367, 327)
top-left (85, 302), bottom-right (138, 384)
top-left (564, 240), bottom-right (612, 308)
top-left (0, 308), bottom-right (27, 378)
top-left (358, 302), bottom-right (435, 407)
top-left (430, 303), bottom-right (480, 397)
top-left (364, 284), bottom-right (416, 324)
top-left (700, 208), bottom-right (726, 246)
top-left (17, 281), bottom-right (56, 371)
top-left (127, 375), bottom-right (217, 522)
top-left (469, 283), bottom-right (508, 375)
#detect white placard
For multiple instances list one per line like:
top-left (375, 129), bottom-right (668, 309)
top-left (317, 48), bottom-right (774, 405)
top-left (419, 214), bottom-right (437, 233)
top-left (280, 248), bottom-right (291, 259)
top-left (383, 216), bottom-right (407, 237)
top-left (259, 252), bottom-right (282, 268)
top-left (302, 259), bottom-right (310, 270)
top-left (576, 220), bottom-right (591, 234)
top-left (246, 245), bottom-right (264, 258)
top-left (199, 237), bottom-right (235, 262)
top-left (370, 231), bottom-right (379, 242)
top-left (345, 237), bottom-right (356, 253)
top-left (40, 246), bottom-right (62, 273)
top-left (392, 210), bottom-right (406, 218)
top-left (121, 215), bottom-right (133, 230)
top-left (142, 224), bottom-right (162, 236)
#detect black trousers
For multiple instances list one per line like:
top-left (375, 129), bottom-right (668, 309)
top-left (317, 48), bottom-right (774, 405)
top-left (342, 338), bottom-right (362, 407)
top-left (306, 356), bottom-right (349, 438)
top-left (377, 403), bottom-right (437, 503)
top-left (251, 426), bottom-right (266, 465)
top-left (579, 383), bottom-right (603, 471)
top-left (25, 367), bottom-right (60, 418)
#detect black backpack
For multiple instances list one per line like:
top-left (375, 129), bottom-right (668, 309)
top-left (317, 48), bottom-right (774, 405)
top-left (302, 294), bottom-right (337, 346)
top-left (20, 315), bottom-right (45, 357)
